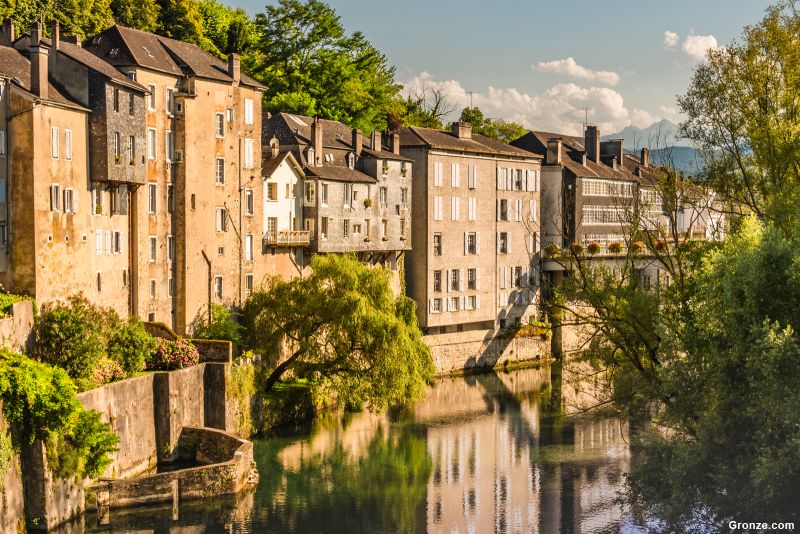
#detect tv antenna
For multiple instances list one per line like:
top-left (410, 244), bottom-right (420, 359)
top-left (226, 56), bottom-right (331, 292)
top-left (580, 107), bottom-right (593, 130)
top-left (466, 91), bottom-right (477, 109)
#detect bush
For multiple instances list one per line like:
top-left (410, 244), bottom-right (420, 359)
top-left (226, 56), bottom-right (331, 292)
top-left (146, 338), bottom-right (200, 371)
top-left (587, 242), bottom-right (602, 255)
top-left (92, 356), bottom-right (125, 388)
top-left (0, 292), bottom-right (32, 317)
top-left (107, 317), bottom-right (157, 375)
top-left (191, 304), bottom-right (242, 346)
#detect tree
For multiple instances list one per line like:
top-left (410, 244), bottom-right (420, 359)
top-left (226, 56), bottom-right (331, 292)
top-left (0, 0), bottom-right (113, 38)
top-left (679, 1), bottom-right (800, 237)
top-left (459, 107), bottom-right (527, 143)
top-left (396, 85), bottom-right (456, 129)
top-left (197, 0), bottom-right (254, 55)
top-left (191, 303), bottom-right (242, 345)
top-left (245, 0), bottom-right (403, 132)
top-left (156, 0), bottom-right (216, 53)
top-left (242, 254), bottom-right (433, 410)
top-left (110, 0), bottom-right (160, 32)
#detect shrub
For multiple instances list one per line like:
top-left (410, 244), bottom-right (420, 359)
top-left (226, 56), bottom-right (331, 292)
top-left (587, 242), bottom-right (602, 255)
top-left (0, 292), bottom-right (32, 317)
top-left (191, 304), bottom-right (241, 346)
top-left (569, 242), bottom-right (584, 255)
top-left (147, 338), bottom-right (200, 371)
top-left (107, 317), bottom-right (157, 375)
top-left (608, 241), bottom-right (624, 254)
top-left (92, 356), bottom-right (125, 388)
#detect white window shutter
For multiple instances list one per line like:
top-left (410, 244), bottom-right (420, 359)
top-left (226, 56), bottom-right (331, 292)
top-left (496, 199), bottom-right (501, 222)
top-left (447, 270), bottom-right (452, 292)
top-left (428, 299), bottom-right (433, 314)
top-left (464, 233), bottom-right (468, 255)
top-left (496, 232), bottom-right (501, 254)
top-left (476, 232), bottom-right (481, 255)
top-left (476, 268), bottom-right (481, 289)
top-left (73, 190), bottom-right (79, 213)
top-left (459, 269), bottom-right (465, 291)
top-left (536, 171), bottom-right (540, 192)
top-left (460, 296), bottom-right (466, 309)
top-left (496, 167), bottom-right (502, 189)
top-left (508, 232), bottom-right (512, 254)
top-left (476, 295), bottom-right (481, 309)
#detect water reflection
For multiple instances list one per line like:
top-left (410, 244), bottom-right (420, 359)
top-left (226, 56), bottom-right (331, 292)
top-left (71, 365), bottom-right (637, 534)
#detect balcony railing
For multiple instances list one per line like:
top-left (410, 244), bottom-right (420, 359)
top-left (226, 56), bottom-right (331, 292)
top-left (263, 230), bottom-right (311, 247)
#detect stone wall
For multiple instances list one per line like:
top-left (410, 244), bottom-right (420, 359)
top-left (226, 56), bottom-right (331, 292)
top-left (424, 328), bottom-right (550, 375)
top-left (0, 408), bottom-right (24, 534)
top-left (0, 300), bottom-right (34, 353)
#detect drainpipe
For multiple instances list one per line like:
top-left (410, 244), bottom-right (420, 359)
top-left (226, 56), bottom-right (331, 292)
top-left (201, 249), bottom-right (212, 323)
top-left (238, 137), bottom-right (243, 307)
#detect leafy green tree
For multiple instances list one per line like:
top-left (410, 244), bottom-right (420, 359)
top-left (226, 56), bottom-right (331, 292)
top-left (107, 316), bottom-right (157, 375)
top-left (245, 0), bottom-right (403, 132)
top-left (242, 254), bottom-right (433, 409)
top-left (679, 1), bottom-right (800, 237)
top-left (191, 303), bottom-right (242, 346)
top-left (110, 0), bottom-right (160, 32)
top-left (0, 0), bottom-right (113, 39)
top-left (156, 0), bottom-right (216, 52)
top-left (459, 106), bottom-right (527, 143)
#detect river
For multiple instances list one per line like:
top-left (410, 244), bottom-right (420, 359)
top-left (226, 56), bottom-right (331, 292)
top-left (75, 365), bottom-right (647, 533)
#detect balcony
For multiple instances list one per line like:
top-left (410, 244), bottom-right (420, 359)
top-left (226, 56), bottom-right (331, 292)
top-left (263, 230), bottom-right (311, 247)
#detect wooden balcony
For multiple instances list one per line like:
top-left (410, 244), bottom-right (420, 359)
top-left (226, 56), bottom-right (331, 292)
top-left (263, 230), bottom-right (311, 247)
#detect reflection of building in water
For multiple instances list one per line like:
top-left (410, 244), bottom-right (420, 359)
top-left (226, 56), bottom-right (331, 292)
top-left (422, 368), bottom-right (629, 534)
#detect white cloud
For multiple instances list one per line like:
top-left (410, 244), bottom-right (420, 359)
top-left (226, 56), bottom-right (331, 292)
top-left (534, 57), bottom-right (620, 86)
top-left (682, 33), bottom-right (718, 60)
top-left (401, 72), bottom-right (664, 136)
top-left (663, 31), bottom-right (679, 50)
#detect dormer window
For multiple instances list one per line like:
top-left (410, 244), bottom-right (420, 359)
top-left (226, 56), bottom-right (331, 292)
top-left (325, 153), bottom-right (334, 163)
top-left (307, 147), bottom-right (315, 166)
top-left (109, 48), bottom-right (119, 57)
top-left (346, 152), bottom-right (355, 169)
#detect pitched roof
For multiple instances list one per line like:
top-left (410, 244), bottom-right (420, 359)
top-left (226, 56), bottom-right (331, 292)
top-left (42, 38), bottom-right (146, 92)
top-left (0, 45), bottom-right (83, 108)
top-left (399, 126), bottom-right (542, 159)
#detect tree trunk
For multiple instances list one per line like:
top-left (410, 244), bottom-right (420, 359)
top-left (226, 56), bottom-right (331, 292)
top-left (263, 349), bottom-right (303, 392)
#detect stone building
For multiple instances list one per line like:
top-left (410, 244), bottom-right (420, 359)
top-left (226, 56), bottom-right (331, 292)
top-left (400, 122), bottom-right (543, 334)
top-left (84, 25), bottom-right (265, 332)
top-left (263, 113), bottom-right (412, 293)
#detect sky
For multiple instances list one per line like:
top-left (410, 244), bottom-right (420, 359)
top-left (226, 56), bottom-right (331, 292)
top-left (230, 0), bottom-right (772, 135)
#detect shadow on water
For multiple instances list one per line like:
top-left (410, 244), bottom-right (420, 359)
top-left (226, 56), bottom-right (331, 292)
top-left (63, 364), bottom-right (640, 534)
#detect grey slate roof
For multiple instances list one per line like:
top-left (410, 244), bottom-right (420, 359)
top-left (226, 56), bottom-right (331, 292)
top-left (0, 45), bottom-right (83, 108)
top-left (399, 126), bottom-right (542, 159)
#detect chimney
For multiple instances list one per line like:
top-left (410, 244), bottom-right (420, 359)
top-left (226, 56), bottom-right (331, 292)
top-left (546, 138), bottom-right (562, 166)
top-left (227, 53), bottom-right (240, 83)
top-left (585, 125), bottom-right (600, 164)
top-left (451, 121), bottom-right (472, 140)
top-left (64, 35), bottom-right (81, 45)
top-left (352, 128), bottom-right (362, 156)
top-left (311, 116), bottom-right (323, 165)
top-left (269, 136), bottom-right (280, 158)
top-left (390, 131), bottom-right (400, 155)
top-left (29, 23), bottom-right (48, 99)
top-left (371, 130), bottom-right (381, 152)
top-left (1, 19), bottom-right (15, 46)
top-left (640, 147), bottom-right (649, 167)
top-left (601, 139), bottom-right (624, 168)
top-left (51, 20), bottom-right (59, 50)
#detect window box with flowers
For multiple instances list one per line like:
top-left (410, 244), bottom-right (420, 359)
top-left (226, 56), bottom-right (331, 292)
top-left (608, 241), bottom-right (624, 254)
top-left (630, 241), bottom-right (644, 254)
top-left (569, 242), bottom-right (584, 255)
top-left (544, 242), bottom-right (561, 258)
top-left (587, 242), bottom-right (601, 255)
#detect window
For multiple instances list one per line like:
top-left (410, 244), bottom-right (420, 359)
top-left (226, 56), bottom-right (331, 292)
top-left (50, 184), bottom-right (61, 211)
top-left (148, 84), bottom-right (156, 110)
top-left (244, 189), bottom-right (254, 215)
top-left (433, 270), bottom-right (442, 292)
top-left (380, 187), bottom-right (387, 206)
top-left (498, 232), bottom-right (509, 254)
top-left (167, 184), bottom-right (175, 213)
top-left (266, 217), bottom-right (277, 237)
top-left (113, 88), bottom-right (120, 112)
top-left (451, 163), bottom-right (460, 187)
top-left (93, 186), bottom-right (104, 214)
top-left (165, 131), bottom-right (174, 162)
top-left (61, 188), bottom-right (74, 213)
top-left (497, 199), bottom-right (508, 221)
top-left (109, 187), bottom-right (119, 214)
top-left (381, 219), bottom-right (387, 239)
top-left (450, 269), bottom-right (461, 291)
top-left (243, 138), bottom-right (254, 168)
top-left (65, 129), bottom-right (72, 160)
top-left (353, 223), bottom-right (362, 234)
top-left (113, 231), bottom-right (122, 253)
top-left (245, 274), bottom-right (254, 296)
top-left (515, 169), bottom-right (523, 191)
top-left (148, 183), bottom-right (157, 214)
top-left (166, 88), bottom-right (174, 115)
top-left (468, 197), bottom-right (477, 221)
top-left (320, 216), bottom-right (329, 238)
top-left (467, 295), bottom-right (477, 310)
top-left (449, 296), bottom-right (460, 312)
top-left (129, 92), bottom-right (135, 114)
top-left (214, 276), bottom-right (223, 299)
top-left (245, 234), bottom-right (253, 261)
top-left (468, 268), bottom-right (477, 290)
top-left (148, 236), bottom-right (156, 262)
top-left (148, 128), bottom-right (156, 160)
top-left (113, 132), bottom-right (121, 161)
top-left (451, 197), bottom-right (460, 221)
top-left (465, 232), bottom-right (477, 254)
top-left (226, 108), bottom-right (234, 122)
top-left (0, 178), bottom-right (5, 203)
top-left (127, 135), bottom-right (135, 163)
top-left (244, 98), bottom-right (254, 124)
top-left (150, 279), bottom-right (157, 299)
top-left (583, 178), bottom-right (634, 198)
top-left (0, 223), bottom-right (6, 246)
top-left (167, 235), bottom-right (175, 261)
top-left (433, 196), bottom-right (442, 221)
top-left (400, 218), bottom-right (406, 237)
top-left (364, 219), bottom-right (371, 239)
top-left (266, 182), bottom-right (277, 201)
top-left (97, 272), bottom-right (102, 292)
top-left (581, 205), bottom-right (627, 224)
top-left (218, 245), bottom-right (225, 256)
top-left (433, 233), bottom-right (442, 255)
top-left (105, 230), bottom-right (111, 254)
top-left (342, 219), bottom-right (350, 238)
top-left (304, 182), bottom-right (315, 203)
top-left (401, 187), bottom-right (408, 206)
top-left (51, 126), bottom-right (59, 158)
top-left (431, 298), bottom-right (442, 313)
top-left (215, 158), bottom-right (225, 184)
top-left (321, 183), bottom-right (329, 205)
top-left (433, 161), bottom-right (443, 187)
top-left (514, 266), bottom-right (523, 287)
top-left (215, 113), bottom-right (224, 137)
top-left (215, 207), bottom-right (228, 232)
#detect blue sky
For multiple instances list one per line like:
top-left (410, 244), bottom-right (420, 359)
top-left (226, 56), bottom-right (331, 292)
top-left (230, 0), bottom-right (771, 135)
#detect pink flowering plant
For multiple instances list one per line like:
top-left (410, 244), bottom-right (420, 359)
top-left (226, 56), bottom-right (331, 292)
top-left (146, 338), bottom-right (200, 371)
top-left (92, 356), bottom-right (125, 387)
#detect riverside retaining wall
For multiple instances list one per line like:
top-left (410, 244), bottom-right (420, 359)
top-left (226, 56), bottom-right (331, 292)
top-left (0, 408), bottom-right (24, 534)
top-left (424, 329), bottom-right (550, 375)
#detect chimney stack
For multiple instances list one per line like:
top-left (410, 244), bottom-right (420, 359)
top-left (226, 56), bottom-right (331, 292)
top-left (311, 116), bottom-right (323, 165)
top-left (371, 130), bottom-right (381, 152)
top-left (227, 53), bottom-right (240, 83)
top-left (390, 131), bottom-right (400, 155)
top-left (585, 125), bottom-right (600, 164)
top-left (546, 138), bottom-right (562, 166)
top-left (64, 35), bottom-right (81, 45)
top-left (1, 19), bottom-right (15, 46)
top-left (51, 20), bottom-right (60, 50)
top-left (640, 147), bottom-right (649, 167)
top-left (29, 22), bottom-right (48, 99)
top-left (451, 121), bottom-right (472, 140)
top-left (352, 128), bottom-right (362, 156)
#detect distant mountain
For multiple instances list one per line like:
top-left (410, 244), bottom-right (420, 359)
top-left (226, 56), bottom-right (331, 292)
top-left (603, 119), bottom-right (691, 149)
top-left (647, 146), bottom-right (704, 177)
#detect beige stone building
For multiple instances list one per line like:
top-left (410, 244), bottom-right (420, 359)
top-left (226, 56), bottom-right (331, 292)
top-left (400, 122), bottom-right (543, 333)
top-left (84, 25), bottom-right (265, 332)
